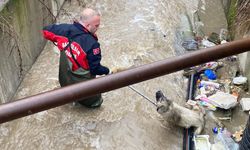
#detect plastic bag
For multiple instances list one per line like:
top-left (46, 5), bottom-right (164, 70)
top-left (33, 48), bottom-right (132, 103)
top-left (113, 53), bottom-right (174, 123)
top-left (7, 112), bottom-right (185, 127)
top-left (213, 129), bottom-right (239, 150)
top-left (208, 92), bottom-right (238, 109)
top-left (182, 39), bottom-right (198, 51)
top-left (202, 39), bottom-right (216, 48)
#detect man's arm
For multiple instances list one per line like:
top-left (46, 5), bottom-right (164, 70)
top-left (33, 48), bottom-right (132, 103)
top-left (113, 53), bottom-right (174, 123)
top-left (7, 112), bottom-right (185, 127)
top-left (87, 43), bottom-right (109, 75)
top-left (42, 24), bottom-right (69, 42)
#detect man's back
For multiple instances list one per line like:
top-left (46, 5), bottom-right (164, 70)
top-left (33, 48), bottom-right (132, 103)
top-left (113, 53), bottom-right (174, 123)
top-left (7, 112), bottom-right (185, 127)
top-left (43, 22), bottom-right (109, 75)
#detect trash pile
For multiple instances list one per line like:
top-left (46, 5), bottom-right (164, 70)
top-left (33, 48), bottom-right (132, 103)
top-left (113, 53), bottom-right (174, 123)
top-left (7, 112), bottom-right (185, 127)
top-left (181, 29), bottom-right (229, 51)
top-left (182, 29), bottom-right (249, 150)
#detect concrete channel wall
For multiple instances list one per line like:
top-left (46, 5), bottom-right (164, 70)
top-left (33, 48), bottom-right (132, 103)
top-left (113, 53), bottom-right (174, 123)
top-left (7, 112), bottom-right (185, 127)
top-left (0, 0), bottom-right (65, 103)
top-left (222, 0), bottom-right (250, 89)
top-left (235, 1), bottom-right (250, 90)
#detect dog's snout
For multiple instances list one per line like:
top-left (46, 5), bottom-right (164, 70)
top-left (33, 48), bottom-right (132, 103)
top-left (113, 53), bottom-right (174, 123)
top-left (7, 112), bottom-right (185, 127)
top-left (156, 90), bottom-right (164, 101)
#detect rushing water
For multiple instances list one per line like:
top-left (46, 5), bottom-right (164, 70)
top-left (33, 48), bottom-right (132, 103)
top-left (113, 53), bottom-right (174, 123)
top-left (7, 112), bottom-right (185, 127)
top-left (0, 0), bottom-right (200, 149)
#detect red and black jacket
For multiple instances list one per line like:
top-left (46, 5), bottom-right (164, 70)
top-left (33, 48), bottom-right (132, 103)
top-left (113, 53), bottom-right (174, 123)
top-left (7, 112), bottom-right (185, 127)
top-left (43, 22), bottom-right (109, 75)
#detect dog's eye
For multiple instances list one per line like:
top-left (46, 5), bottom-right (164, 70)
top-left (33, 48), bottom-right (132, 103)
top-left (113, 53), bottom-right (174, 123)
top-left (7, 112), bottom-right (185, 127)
top-left (157, 107), bottom-right (160, 111)
top-left (156, 98), bottom-right (163, 102)
top-left (157, 105), bottom-right (164, 111)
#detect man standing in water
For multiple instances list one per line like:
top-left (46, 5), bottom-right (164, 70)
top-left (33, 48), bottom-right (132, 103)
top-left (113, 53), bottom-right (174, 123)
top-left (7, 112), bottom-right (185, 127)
top-left (43, 8), bottom-right (110, 108)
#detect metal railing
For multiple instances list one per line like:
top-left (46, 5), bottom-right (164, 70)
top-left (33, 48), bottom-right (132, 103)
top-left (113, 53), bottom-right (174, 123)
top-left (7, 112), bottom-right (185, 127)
top-left (0, 37), bottom-right (250, 124)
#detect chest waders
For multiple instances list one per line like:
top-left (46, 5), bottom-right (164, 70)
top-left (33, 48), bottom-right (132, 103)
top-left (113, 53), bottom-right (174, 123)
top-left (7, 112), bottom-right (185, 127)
top-left (58, 35), bottom-right (103, 108)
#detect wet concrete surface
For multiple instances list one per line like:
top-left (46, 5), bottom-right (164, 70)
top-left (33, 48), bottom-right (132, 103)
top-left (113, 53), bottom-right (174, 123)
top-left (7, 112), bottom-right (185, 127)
top-left (0, 0), bottom-right (248, 149)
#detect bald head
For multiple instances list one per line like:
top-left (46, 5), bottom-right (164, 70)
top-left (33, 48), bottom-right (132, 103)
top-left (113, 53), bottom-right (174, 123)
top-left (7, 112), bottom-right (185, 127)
top-left (80, 8), bottom-right (100, 34)
top-left (80, 8), bottom-right (100, 23)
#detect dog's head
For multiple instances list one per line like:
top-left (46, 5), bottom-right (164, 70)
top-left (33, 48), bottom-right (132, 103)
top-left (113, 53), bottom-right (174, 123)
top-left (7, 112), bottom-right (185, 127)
top-left (155, 90), bottom-right (172, 114)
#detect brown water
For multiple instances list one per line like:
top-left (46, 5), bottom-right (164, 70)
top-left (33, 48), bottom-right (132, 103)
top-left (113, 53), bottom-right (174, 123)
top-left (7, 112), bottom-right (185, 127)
top-left (0, 0), bottom-right (200, 149)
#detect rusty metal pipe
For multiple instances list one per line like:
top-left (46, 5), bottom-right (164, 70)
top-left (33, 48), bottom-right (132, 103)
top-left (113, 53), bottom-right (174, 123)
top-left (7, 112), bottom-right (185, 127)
top-left (0, 38), bottom-right (250, 124)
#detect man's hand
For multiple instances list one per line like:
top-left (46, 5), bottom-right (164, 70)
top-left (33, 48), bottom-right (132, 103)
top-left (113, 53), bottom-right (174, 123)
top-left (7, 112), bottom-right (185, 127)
top-left (109, 67), bottom-right (128, 74)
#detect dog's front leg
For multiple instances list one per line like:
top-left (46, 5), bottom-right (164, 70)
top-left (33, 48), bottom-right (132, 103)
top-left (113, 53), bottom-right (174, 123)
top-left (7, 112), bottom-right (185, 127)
top-left (194, 126), bottom-right (203, 135)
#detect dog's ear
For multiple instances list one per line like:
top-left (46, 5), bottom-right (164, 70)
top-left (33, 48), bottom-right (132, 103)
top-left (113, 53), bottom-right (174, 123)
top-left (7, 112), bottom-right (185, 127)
top-left (156, 90), bottom-right (164, 101)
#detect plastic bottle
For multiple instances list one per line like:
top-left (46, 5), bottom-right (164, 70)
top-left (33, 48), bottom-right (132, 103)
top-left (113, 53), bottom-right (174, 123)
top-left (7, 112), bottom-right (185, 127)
top-left (204, 69), bottom-right (217, 80)
top-left (200, 81), bottom-right (220, 89)
top-left (204, 62), bottom-right (218, 70)
top-left (214, 129), bottom-right (239, 150)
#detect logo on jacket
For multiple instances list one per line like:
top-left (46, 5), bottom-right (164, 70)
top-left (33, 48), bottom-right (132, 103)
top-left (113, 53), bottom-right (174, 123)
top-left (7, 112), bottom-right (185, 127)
top-left (93, 48), bottom-right (100, 55)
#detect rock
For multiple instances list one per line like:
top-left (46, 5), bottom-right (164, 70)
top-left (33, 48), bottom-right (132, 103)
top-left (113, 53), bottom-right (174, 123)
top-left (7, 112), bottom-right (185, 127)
top-left (219, 28), bottom-right (229, 41)
top-left (208, 32), bottom-right (220, 44)
top-left (240, 98), bottom-right (250, 111)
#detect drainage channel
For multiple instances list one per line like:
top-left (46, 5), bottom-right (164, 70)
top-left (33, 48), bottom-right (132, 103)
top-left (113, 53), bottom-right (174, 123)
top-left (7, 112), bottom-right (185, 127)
top-left (183, 72), bottom-right (198, 150)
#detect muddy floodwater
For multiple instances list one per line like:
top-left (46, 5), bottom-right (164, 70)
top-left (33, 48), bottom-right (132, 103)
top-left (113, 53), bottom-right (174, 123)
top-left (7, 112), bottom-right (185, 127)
top-left (0, 0), bottom-right (201, 149)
